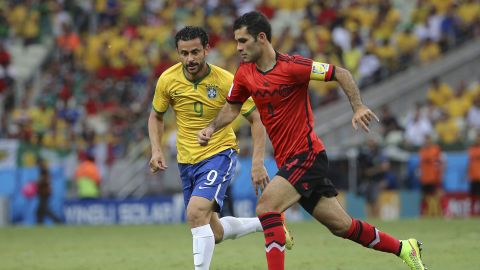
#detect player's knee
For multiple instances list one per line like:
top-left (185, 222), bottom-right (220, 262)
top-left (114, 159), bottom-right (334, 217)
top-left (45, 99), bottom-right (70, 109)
top-left (186, 207), bottom-right (208, 227)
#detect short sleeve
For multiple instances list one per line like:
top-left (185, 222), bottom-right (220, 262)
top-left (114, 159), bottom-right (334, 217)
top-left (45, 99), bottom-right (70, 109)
top-left (290, 55), bottom-right (314, 84)
top-left (240, 97), bottom-right (256, 117)
top-left (226, 68), bottom-right (250, 104)
top-left (152, 75), bottom-right (170, 114)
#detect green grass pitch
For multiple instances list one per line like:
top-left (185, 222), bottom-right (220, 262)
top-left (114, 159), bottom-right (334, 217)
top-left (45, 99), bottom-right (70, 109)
top-left (0, 218), bottom-right (478, 269)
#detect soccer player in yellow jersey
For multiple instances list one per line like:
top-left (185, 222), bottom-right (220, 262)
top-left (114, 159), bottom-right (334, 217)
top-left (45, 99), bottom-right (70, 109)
top-left (148, 26), bottom-right (269, 270)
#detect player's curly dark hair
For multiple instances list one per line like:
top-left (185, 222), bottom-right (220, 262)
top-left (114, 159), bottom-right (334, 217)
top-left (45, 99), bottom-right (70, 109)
top-left (175, 26), bottom-right (209, 48)
top-left (233, 11), bottom-right (271, 42)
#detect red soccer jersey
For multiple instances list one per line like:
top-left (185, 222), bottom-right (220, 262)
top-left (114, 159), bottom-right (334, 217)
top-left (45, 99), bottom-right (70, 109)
top-left (227, 53), bottom-right (335, 167)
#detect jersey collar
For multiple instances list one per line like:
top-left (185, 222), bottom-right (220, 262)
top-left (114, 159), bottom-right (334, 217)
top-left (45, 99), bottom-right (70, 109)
top-left (182, 63), bottom-right (211, 87)
top-left (255, 51), bottom-right (279, 75)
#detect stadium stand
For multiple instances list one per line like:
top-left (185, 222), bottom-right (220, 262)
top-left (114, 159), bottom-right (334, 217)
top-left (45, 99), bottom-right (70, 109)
top-left (0, 0), bottom-right (479, 201)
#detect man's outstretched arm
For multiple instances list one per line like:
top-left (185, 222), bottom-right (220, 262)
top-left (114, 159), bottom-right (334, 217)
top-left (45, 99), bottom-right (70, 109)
top-left (333, 66), bottom-right (379, 132)
top-left (198, 102), bottom-right (242, 145)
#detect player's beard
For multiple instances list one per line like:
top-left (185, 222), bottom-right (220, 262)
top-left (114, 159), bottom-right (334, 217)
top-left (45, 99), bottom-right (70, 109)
top-left (184, 61), bottom-right (202, 76)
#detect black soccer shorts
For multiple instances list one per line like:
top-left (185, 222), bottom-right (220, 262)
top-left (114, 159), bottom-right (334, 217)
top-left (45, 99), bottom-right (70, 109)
top-left (276, 150), bottom-right (338, 215)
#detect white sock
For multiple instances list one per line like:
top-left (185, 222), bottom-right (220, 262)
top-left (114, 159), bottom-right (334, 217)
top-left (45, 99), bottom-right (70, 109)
top-left (220, 216), bottom-right (263, 241)
top-left (191, 224), bottom-right (215, 270)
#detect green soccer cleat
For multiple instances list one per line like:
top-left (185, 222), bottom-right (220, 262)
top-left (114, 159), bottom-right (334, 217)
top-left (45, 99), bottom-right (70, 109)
top-left (400, 239), bottom-right (427, 270)
top-left (284, 225), bottom-right (294, 250)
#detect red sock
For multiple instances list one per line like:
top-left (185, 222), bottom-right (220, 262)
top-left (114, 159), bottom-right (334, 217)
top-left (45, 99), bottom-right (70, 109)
top-left (344, 218), bottom-right (401, 255)
top-left (259, 212), bottom-right (285, 270)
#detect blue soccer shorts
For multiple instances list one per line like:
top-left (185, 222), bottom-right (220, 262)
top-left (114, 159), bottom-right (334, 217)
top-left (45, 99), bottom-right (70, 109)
top-left (178, 148), bottom-right (237, 212)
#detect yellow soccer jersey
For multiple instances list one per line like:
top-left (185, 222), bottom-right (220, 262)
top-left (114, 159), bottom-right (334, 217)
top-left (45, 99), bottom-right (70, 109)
top-left (152, 63), bottom-right (256, 164)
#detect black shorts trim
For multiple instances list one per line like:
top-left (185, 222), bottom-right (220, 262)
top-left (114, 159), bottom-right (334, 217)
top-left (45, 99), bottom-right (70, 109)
top-left (276, 150), bottom-right (338, 215)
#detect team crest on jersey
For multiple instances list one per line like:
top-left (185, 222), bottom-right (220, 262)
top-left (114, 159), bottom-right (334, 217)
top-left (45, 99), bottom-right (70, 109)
top-left (206, 84), bottom-right (218, 99)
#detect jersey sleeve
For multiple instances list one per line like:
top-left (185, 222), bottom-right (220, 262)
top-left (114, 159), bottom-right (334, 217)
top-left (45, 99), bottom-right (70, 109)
top-left (240, 97), bottom-right (256, 117)
top-left (310, 61), bottom-right (335, 81)
top-left (290, 55), bottom-right (314, 84)
top-left (291, 55), bottom-right (335, 83)
top-left (226, 68), bottom-right (250, 104)
top-left (152, 75), bottom-right (170, 114)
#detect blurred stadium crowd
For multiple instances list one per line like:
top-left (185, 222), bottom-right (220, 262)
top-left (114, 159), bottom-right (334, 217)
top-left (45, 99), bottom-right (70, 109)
top-left (0, 0), bottom-right (479, 188)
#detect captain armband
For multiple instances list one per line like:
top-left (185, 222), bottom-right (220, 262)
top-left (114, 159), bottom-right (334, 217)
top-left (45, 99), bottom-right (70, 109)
top-left (310, 62), bottom-right (335, 81)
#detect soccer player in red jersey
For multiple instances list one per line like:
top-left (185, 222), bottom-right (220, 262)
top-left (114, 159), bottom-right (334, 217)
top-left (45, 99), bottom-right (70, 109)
top-left (198, 11), bottom-right (426, 270)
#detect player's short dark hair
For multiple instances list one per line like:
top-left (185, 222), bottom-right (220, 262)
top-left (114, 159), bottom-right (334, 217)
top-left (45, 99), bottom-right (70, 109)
top-left (175, 26), bottom-right (209, 48)
top-left (233, 11), bottom-right (272, 42)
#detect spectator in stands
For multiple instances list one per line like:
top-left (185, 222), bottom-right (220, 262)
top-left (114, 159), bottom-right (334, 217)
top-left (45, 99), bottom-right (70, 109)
top-left (0, 7), bottom-right (8, 42)
top-left (426, 7), bottom-right (443, 43)
top-left (0, 43), bottom-right (10, 67)
top-left (331, 17), bottom-right (351, 53)
top-left (358, 45), bottom-right (381, 87)
top-left (0, 42), bottom-right (13, 93)
top-left (315, 1), bottom-right (337, 26)
top-left (395, 27), bottom-right (418, 70)
top-left (36, 158), bottom-right (62, 225)
top-left (357, 137), bottom-right (390, 219)
top-left (75, 153), bottom-right (101, 199)
top-left (418, 135), bottom-right (444, 217)
top-left (457, 0), bottom-right (480, 31)
top-left (413, 14), bottom-right (429, 43)
top-left (342, 33), bottom-right (362, 80)
top-left (467, 96), bottom-right (480, 133)
top-left (0, 42), bottom-right (14, 82)
top-left (51, 2), bottom-right (72, 38)
top-left (404, 104), bottom-right (433, 149)
top-left (423, 100), bottom-right (442, 124)
top-left (468, 133), bottom-right (480, 216)
top-left (444, 80), bottom-right (472, 118)
top-left (440, 7), bottom-right (462, 51)
top-left (29, 99), bottom-right (55, 144)
top-left (257, 0), bottom-right (276, 19)
top-left (380, 105), bottom-right (401, 137)
top-left (435, 110), bottom-right (462, 149)
top-left (418, 38), bottom-right (441, 64)
top-left (375, 38), bottom-right (397, 76)
top-left (427, 77), bottom-right (453, 107)
top-left (56, 24), bottom-right (81, 57)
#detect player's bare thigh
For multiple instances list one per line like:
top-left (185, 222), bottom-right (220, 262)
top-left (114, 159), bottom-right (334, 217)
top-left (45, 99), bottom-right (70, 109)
top-left (186, 196), bottom-right (216, 227)
top-left (256, 175), bottom-right (301, 215)
top-left (310, 196), bottom-right (352, 236)
top-left (186, 197), bottom-right (225, 243)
